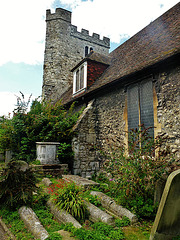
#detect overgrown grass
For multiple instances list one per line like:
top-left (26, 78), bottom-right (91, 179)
top-left (0, 192), bottom-right (64, 240)
top-left (0, 173), bottom-right (153, 240)
top-left (0, 207), bottom-right (35, 240)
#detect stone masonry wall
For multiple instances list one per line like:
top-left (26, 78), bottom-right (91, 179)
top-left (72, 100), bottom-right (100, 178)
top-left (71, 62), bottom-right (179, 177)
top-left (95, 87), bottom-right (126, 156)
top-left (94, 64), bottom-right (180, 163)
top-left (155, 64), bottom-right (180, 160)
top-left (42, 8), bottom-right (110, 101)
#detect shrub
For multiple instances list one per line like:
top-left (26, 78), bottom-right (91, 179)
top-left (51, 182), bottom-right (87, 222)
top-left (102, 126), bottom-right (177, 219)
top-left (0, 160), bottom-right (39, 208)
top-left (0, 94), bottom-right (81, 163)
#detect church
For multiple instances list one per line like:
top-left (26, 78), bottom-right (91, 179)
top-left (42, 3), bottom-right (180, 177)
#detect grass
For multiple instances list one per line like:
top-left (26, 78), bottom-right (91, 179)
top-left (0, 162), bottom-right (153, 240)
top-left (122, 221), bottom-right (152, 240)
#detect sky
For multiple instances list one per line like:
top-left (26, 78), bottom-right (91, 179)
top-left (0, 0), bottom-right (179, 117)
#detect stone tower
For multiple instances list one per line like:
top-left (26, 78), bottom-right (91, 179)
top-left (42, 8), bottom-right (110, 101)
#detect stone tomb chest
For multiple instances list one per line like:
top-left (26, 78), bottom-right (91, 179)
top-left (36, 142), bottom-right (60, 165)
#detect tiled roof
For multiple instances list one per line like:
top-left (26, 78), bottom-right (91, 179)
top-left (61, 2), bottom-right (180, 105)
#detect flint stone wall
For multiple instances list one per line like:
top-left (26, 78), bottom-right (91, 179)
top-left (72, 100), bottom-right (100, 178)
top-left (154, 64), bottom-right (180, 160)
top-left (71, 62), bottom-right (180, 176)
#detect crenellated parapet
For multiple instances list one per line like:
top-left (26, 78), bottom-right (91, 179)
top-left (43, 7), bottom-right (110, 101)
top-left (71, 25), bottom-right (110, 48)
top-left (46, 8), bottom-right (71, 22)
top-left (46, 8), bottom-right (110, 48)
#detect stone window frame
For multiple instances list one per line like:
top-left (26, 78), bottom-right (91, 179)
top-left (127, 78), bottom-right (154, 137)
top-left (84, 46), bottom-right (94, 57)
top-left (73, 61), bottom-right (87, 96)
top-left (124, 76), bottom-right (160, 153)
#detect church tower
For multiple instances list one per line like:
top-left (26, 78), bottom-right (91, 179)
top-left (42, 8), bottom-right (110, 101)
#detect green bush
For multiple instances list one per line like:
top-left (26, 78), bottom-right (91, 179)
top-left (0, 94), bottom-right (81, 163)
top-left (101, 126), bottom-right (177, 219)
top-left (0, 160), bottom-right (39, 208)
top-left (51, 182), bottom-right (87, 222)
top-left (108, 229), bottom-right (125, 240)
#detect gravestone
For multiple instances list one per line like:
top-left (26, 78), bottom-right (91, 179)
top-left (36, 142), bottom-right (60, 164)
top-left (5, 151), bottom-right (12, 163)
top-left (150, 169), bottom-right (180, 240)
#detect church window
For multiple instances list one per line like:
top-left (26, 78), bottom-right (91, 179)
top-left (127, 79), bottom-right (154, 138)
top-left (85, 46), bottom-right (94, 57)
top-left (85, 46), bottom-right (88, 57)
top-left (73, 62), bottom-right (87, 95)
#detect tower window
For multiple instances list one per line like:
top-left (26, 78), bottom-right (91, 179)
top-left (85, 46), bottom-right (88, 57)
top-left (85, 46), bottom-right (94, 57)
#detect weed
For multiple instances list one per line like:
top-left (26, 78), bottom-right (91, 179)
top-left (115, 216), bottom-right (130, 227)
top-left (64, 222), bottom-right (125, 240)
top-left (100, 126), bottom-right (177, 219)
top-left (46, 232), bottom-right (62, 240)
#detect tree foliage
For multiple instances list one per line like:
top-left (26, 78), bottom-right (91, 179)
top-left (0, 94), bottom-right (81, 163)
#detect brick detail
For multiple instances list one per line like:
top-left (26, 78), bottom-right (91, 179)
top-left (87, 61), bottom-right (108, 88)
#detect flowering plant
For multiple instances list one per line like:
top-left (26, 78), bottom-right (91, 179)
top-left (50, 180), bottom-right (87, 221)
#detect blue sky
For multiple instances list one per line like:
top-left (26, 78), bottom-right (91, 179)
top-left (0, 0), bottom-right (179, 116)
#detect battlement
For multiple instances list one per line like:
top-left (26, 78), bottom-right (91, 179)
top-left (46, 8), bottom-right (71, 22)
top-left (70, 25), bottom-right (110, 48)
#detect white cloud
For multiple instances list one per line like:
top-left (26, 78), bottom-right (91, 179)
top-left (0, 0), bottom-right (178, 66)
top-left (0, 92), bottom-right (37, 117)
top-left (71, 0), bottom-right (179, 43)
top-left (0, 0), bottom-right (55, 66)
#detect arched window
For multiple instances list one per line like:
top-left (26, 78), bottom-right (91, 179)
top-left (85, 46), bottom-right (88, 57)
top-left (85, 46), bottom-right (94, 57)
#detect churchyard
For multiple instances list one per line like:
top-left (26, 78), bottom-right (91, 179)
top-left (0, 97), bottom-right (179, 239)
